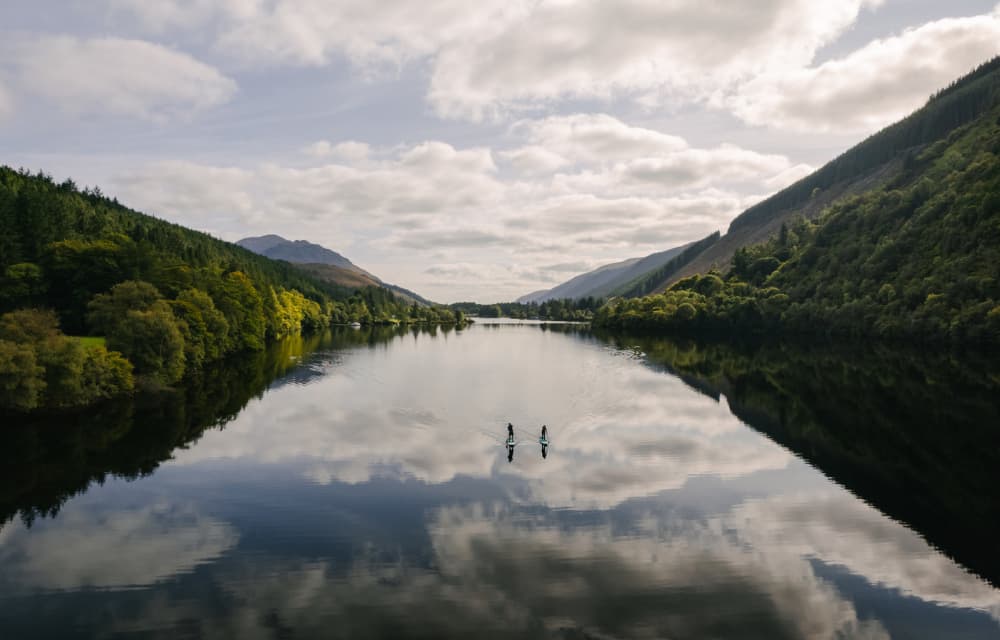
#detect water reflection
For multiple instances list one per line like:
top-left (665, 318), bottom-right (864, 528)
top-left (1, 324), bottom-right (998, 638)
top-left (594, 333), bottom-right (1000, 587)
top-left (0, 502), bottom-right (236, 591)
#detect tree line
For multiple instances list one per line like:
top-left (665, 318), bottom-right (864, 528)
top-left (0, 167), bottom-right (462, 411)
top-left (449, 297), bottom-right (603, 321)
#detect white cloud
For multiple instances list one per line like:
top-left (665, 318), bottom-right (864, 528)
top-left (499, 145), bottom-right (568, 175)
top-left (302, 140), bottom-right (371, 163)
top-left (302, 140), bottom-right (334, 157)
top-left (507, 191), bottom-right (747, 248)
top-left (427, 0), bottom-right (884, 119)
top-left (0, 503), bottom-right (237, 590)
top-left (505, 115), bottom-right (798, 194)
top-left (728, 9), bottom-right (1000, 133)
top-left (261, 142), bottom-right (503, 223)
top-left (330, 140), bottom-right (371, 163)
top-left (107, 0), bottom-right (884, 121)
top-left (10, 36), bottom-right (236, 122)
top-left (117, 142), bottom-right (501, 225)
top-left (110, 114), bottom-right (798, 300)
top-left (511, 114), bottom-right (688, 164)
top-left (114, 160), bottom-right (255, 234)
top-left (211, 0), bottom-right (511, 70)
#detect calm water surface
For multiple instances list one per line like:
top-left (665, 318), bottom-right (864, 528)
top-left (1, 320), bottom-right (999, 639)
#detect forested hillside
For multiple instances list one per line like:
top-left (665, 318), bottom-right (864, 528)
top-left (0, 168), bottom-right (461, 411)
top-left (595, 83), bottom-right (1000, 344)
top-left (652, 56), bottom-right (1000, 290)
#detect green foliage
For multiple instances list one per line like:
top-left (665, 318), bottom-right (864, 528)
top-left (0, 262), bottom-right (46, 309)
top-left (0, 340), bottom-right (45, 410)
top-left (336, 286), bottom-right (464, 325)
top-left (88, 282), bottom-right (185, 384)
top-left (597, 97), bottom-right (1000, 346)
top-left (213, 271), bottom-right (265, 352)
top-left (73, 336), bottom-right (106, 349)
top-left (169, 288), bottom-right (229, 367)
top-left (449, 297), bottom-right (604, 321)
top-left (110, 306), bottom-right (186, 385)
top-left (86, 280), bottom-right (163, 332)
top-left (0, 166), bottom-right (465, 410)
top-left (0, 307), bottom-right (61, 343)
top-left (0, 309), bottom-right (134, 410)
top-left (80, 346), bottom-right (134, 401)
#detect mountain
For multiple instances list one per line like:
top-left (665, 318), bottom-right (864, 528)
top-left (233, 234), bottom-right (289, 254)
top-left (645, 56), bottom-right (1000, 292)
top-left (595, 56), bottom-right (1000, 344)
top-left (237, 235), bottom-right (368, 274)
top-left (612, 232), bottom-right (720, 298)
top-left (237, 235), bottom-right (432, 306)
top-left (519, 241), bottom-right (696, 303)
top-left (292, 263), bottom-right (382, 290)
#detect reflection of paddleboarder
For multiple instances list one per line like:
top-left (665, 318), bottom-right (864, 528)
top-left (506, 423), bottom-right (515, 463)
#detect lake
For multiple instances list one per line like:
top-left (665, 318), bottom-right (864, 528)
top-left (1, 320), bottom-right (999, 639)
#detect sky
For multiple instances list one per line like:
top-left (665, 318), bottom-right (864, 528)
top-left (2, 1), bottom-right (999, 302)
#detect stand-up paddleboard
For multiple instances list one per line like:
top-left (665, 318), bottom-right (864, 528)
top-left (506, 437), bottom-right (516, 447)
top-left (539, 437), bottom-right (549, 447)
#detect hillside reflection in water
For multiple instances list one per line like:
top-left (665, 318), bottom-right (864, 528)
top-left (1, 321), bottom-right (998, 639)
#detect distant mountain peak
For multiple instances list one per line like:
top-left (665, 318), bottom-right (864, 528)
top-left (237, 235), bottom-right (359, 272)
top-left (236, 234), bottom-right (290, 254)
top-left (518, 241), bottom-right (696, 303)
top-left (236, 234), bottom-right (434, 306)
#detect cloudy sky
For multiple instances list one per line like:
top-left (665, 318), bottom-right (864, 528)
top-left (3, 1), bottom-right (999, 302)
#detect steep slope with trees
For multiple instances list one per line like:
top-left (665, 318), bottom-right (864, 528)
top-left (650, 56), bottom-right (1000, 290)
top-left (595, 77), bottom-right (1000, 345)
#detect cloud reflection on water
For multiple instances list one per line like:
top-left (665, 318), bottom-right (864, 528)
top-left (0, 502), bottom-right (237, 591)
top-left (167, 326), bottom-right (793, 509)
